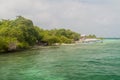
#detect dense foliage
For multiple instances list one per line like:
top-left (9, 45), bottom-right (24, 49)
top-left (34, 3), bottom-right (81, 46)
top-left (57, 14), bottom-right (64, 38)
top-left (86, 34), bottom-right (96, 38)
top-left (0, 16), bottom-right (81, 52)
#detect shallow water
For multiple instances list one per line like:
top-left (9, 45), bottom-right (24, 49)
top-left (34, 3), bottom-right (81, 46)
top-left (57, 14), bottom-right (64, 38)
top-left (0, 39), bottom-right (120, 80)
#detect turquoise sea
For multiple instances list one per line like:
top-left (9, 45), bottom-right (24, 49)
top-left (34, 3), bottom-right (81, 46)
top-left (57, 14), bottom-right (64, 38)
top-left (0, 39), bottom-right (120, 80)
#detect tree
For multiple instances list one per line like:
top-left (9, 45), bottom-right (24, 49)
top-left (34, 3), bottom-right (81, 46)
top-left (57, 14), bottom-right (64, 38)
top-left (86, 34), bottom-right (96, 38)
top-left (0, 16), bottom-right (40, 52)
top-left (0, 16), bottom-right (82, 52)
top-left (0, 37), bottom-right (18, 52)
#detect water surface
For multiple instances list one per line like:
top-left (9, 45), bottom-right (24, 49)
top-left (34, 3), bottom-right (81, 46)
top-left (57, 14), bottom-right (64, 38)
top-left (0, 39), bottom-right (120, 80)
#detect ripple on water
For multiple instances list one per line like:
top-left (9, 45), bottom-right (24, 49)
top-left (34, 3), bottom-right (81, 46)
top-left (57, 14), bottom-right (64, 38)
top-left (0, 39), bottom-right (120, 80)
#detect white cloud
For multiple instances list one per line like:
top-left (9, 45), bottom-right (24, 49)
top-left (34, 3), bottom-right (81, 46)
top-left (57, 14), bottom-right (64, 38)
top-left (0, 0), bottom-right (120, 37)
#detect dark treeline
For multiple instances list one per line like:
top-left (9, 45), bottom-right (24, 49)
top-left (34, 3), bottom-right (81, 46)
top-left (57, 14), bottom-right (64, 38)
top-left (86, 34), bottom-right (96, 38)
top-left (0, 16), bottom-right (81, 52)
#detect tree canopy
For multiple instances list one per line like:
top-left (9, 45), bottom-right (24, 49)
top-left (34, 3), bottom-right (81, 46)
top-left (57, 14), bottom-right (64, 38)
top-left (0, 16), bottom-right (96, 52)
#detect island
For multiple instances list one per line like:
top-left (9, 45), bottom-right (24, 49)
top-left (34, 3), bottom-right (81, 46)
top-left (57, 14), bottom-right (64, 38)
top-left (0, 16), bottom-right (100, 52)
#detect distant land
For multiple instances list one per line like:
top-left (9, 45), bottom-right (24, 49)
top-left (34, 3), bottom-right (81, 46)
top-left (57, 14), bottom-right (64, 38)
top-left (104, 38), bottom-right (120, 39)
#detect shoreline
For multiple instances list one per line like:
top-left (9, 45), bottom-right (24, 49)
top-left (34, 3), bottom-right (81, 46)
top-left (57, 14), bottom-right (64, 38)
top-left (79, 38), bottom-right (103, 43)
top-left (0, 38), bottom-right (103, 53)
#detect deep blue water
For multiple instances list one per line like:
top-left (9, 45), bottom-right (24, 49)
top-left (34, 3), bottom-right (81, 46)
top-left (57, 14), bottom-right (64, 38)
top-left (0, 39), bottom-right (120, 80)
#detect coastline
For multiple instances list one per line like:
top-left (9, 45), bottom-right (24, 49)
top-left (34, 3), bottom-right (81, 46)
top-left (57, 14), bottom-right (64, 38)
top-left (79, 38), bottom-right (103, 43)
top-left (0, 38), bottom-right (103, 53)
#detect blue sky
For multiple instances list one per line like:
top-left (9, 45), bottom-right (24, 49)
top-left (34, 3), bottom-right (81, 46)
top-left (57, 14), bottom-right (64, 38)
top-left (0, 0), bottom-right (120, 38)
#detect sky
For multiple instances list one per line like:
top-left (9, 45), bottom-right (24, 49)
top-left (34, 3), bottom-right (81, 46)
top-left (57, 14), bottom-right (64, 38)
top-left (0, 0), bottom-right (120, 38)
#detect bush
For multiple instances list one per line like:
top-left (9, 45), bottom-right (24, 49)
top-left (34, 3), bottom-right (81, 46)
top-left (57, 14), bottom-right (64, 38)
top-left (0, 37), bottom-right (18, 52)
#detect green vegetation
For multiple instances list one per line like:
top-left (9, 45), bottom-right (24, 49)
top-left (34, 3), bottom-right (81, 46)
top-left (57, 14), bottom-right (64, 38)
top-left (0, 16), bottom-right (81, 52)
top-left (86, 34), bottom-right (96, 38)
